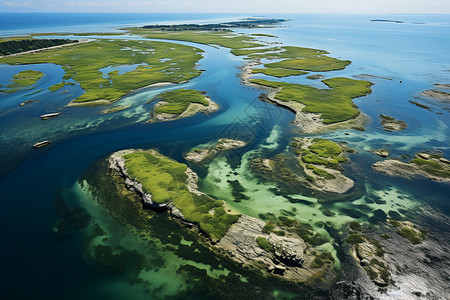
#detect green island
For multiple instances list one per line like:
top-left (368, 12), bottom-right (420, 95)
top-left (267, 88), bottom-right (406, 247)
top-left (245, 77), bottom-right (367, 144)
top-left (0, 70), bottom-right (44, 93)
top-left (147, 89), bottom-right (219, 122)
top-left (108, 149), bottom-right (337, 282)
top-left (249, 77), bottom-right (372, 126)
top-left (0, 39), bottom-right (203, 105)
top-left (116, 149), bottom-right (240, 242)
top-left (290, 138), bottom-right (354, 193)
top-left (373, 152), bottom-right (450, 183)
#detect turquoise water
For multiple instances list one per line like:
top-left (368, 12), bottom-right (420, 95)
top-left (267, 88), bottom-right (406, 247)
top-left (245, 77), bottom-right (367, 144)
top-left (0, 13), bottom-right (449, 299)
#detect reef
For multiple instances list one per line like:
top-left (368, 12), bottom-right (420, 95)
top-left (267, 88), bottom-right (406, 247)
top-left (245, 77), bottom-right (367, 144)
top-left (289, 137), bottom-right (354, 194)
top-left (184, 138), bottom-right (246, 163)
top-left (373, 152), bottom-right (450, 183)
top-left (379, 114), bottom-right (407, 132)
top-left (419, 89), bottom-right (450, 103)
top-left (107, 149), bottom-right (335, 283)
top-left (346, 222), bottom-right (390, 286)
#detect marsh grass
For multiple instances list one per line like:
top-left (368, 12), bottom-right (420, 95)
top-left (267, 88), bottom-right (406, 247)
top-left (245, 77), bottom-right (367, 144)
top-left (149, 89), bottom-right (209, 115)
top-left (123, 151), bottom-right (240, 242)
top-left (250, 77), bottom-right (372, 123)
top-left (0, 40), bottom-right (203, 104)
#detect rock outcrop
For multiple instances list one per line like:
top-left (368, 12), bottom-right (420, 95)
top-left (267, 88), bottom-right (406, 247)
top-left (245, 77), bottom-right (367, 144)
top-left (373, 153), bottom-right (450, 183)
top-left (184, 138), bottom-right (246, 163)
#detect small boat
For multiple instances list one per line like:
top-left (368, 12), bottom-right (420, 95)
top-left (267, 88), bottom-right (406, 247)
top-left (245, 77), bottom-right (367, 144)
top-left (33, 140), bottom-right (51, 148)
top-left (41, 113), bottom-right (61, 120)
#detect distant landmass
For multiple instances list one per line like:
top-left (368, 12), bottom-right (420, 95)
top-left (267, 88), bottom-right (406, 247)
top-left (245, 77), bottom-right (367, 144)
top-left (370, 19), bottom-right (405, 23)
top-left (143, 18), bottom-right (287, 31)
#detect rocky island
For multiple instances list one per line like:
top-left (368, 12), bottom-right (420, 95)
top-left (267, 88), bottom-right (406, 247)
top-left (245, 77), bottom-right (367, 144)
top-left (147, 89), bottom-right (219, 122)
top-left (184, 138), bottom-right (246, 163)
top-left (379, 114), bottom-right (408, 131)
top-left (108, 148), bottom-right (335, 282)
top-left (373, 152), bottom-right (450, 183)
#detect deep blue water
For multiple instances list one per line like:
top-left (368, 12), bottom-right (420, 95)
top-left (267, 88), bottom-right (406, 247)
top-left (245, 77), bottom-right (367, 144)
top-left (0, 13), bottom-right (449, 299)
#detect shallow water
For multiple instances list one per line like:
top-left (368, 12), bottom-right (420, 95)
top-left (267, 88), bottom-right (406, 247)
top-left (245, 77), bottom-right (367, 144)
top-left (0, 13), bottom-right (449, 299)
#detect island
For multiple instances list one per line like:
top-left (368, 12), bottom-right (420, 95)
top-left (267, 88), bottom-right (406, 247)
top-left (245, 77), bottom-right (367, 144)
top-left (373, 152), bottom-right (450, 183)
top-left (379, 114), bottom-right (407, 131)
top-left (0, 70), bottom-right (44, 93)
top-left (108, 149), bottom-right (336, 282)
top-left (247, 77), bottom-right (372, 133)
top-left (147, 89), bottom-right (219, 122)
top-left (184, 138), bottom-right (246, 163)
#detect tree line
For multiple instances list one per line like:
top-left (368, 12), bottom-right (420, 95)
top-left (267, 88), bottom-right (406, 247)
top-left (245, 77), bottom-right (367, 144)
top-left (0, 39), bottom-right (77, 56)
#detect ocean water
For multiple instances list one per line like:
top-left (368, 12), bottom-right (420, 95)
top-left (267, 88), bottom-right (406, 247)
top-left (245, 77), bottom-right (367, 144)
top-left (0, 13), bottom-right (449, 299)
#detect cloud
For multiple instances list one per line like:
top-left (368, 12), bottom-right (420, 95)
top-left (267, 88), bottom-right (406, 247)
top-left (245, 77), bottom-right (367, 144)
top-left (4, 1), bottom-right (32, 6)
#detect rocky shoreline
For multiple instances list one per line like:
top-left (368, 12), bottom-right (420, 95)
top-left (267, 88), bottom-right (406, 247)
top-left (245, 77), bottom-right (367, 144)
top-left (108, 149), bottom-right (335, 283)
top-left (184, 138), bottom-right (246, 163)
top-left (240, 62), bottom-right (368, 134)
top-left (148, 96), bottom-right (219, 123)
top-left (373, 152), bottom-right (450, 183)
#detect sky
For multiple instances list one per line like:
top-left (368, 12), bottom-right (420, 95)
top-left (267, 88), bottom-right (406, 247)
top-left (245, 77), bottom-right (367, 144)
top-left (1, 0), bottom-right (450, 14)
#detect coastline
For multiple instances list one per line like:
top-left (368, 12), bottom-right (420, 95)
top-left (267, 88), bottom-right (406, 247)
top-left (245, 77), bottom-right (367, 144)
top-left (240, 61), bottom-right (368, 133)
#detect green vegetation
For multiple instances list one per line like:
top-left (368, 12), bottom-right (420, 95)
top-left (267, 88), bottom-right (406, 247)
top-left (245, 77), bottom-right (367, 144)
top-left (293, 138), bottom-right (346, 168)
top-left (126, 28), bottom-right (264, 51)
top-left (149, 89), bottom-right (209, 115)
top-left (265, 56), bottom-right (350, 72)
top-left (249, 46), bottom-right (328, 60)
top-left (122, 150), bottom-right (239, 242)
top-left (310, 251), bottom-right (334, 268)
top-left (262, 221), bottom-right (276, 233)
top-left (380, 234), bottom-right (391, 239)
top-left (256, 236), bottom-right (273, 252)
top-left (409, 100), bottom-right (430, 109)
top-left (251, 33), bottom-right (277, 37)
top-left (0, 40), bottom-right (203, 104)
top-left (250, 77), bottom-right (372, 123)
top-left (2, 70), bottom-right (44, 93)
top-left (49, 82), bottom-right (65, 92)
top-left (252, 67), bottom-right (308, 78)
top-left (0, 38), bottom-right (76, 55)
top-left (306, 165), bottom-right (336, 179)
top-left (346, 234), bottom-right (365, 244)
top-left (410, 158), bottom-right (450, 178)
top-left (394, 224), bottom-right (427, 245)
top-left (349, 221), bottom-right (362, 231)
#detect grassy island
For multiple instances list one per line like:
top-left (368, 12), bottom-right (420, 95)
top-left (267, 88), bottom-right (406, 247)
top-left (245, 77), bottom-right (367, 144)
top-left (0, 70), bottom-right (44, 93)
top-left (122, 150), bottom-right (240, 242)
top-left (250, 77), bottom-right (372, 124)
top-left (0, 40), bottom-right (203, 105)
top-left (148, 89), bottom-right (219, 122)
top-left (252, 67), bottom-right (308, 78)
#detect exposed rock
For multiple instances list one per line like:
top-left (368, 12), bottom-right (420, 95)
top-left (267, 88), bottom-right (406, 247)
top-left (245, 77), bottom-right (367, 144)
top-left (291, 137), bottom-right (354, 194)
top-left (306, 74), bottom-right (324, 80)
top-left (379, 114), bottom-right (407, 132)
top-left (184, 138), bottom-right (246, 163)
top-left (372, 149), bottom-right (389, 158)
top-left (373, 155), bottom-right (450, 183)
top-left (419, 89), bottom-right (450, 103)
top-left (417, 152), bottom-right (430, 159)
top-left (351, 237), bottom-right (390, 286)
top-left (217, 214), bottom-right (331, 282)
top-left (434, 83), bottom-right (450, 89)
